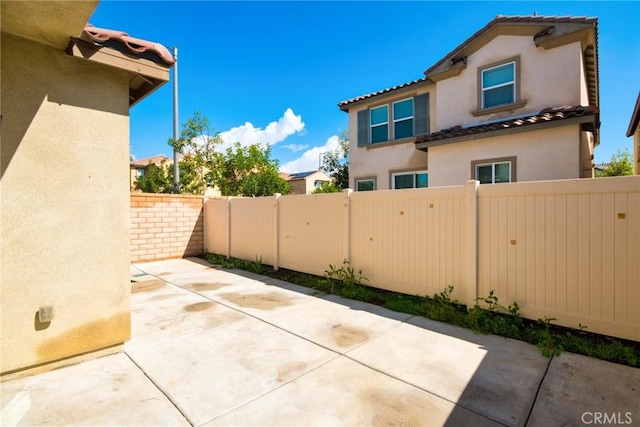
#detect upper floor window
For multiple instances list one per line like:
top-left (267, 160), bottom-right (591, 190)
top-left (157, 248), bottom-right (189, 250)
top-left (136, 168), bottom-right (145, 178)
top-left (482, 61), bottom-right (515, 109)
top-left (357, 93), bottom-right (430, 147)
top-left (392, 170), bottom-right (428, 189)
top-left (393, 98), bottom-right (414, 139)
top-left (370, 105), bottom-right (389, 144)
top-left (473, 56), bottom-right (525, 117)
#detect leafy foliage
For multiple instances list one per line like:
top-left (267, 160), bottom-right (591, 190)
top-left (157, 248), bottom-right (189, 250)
top-left (213, 142), bottom-right (290, 197)
top-left (320, 131), bottom-right (349, 189)
top-left (595, 149), bottom-right (634, 177)
top-left (168, 112), bottom-right (289, 196)
top-left (135, 159), bottom-right (207, 195)
top-left (168, 111), bottom-right (221, 194)
top-left (312, 182), bottom-right (341, 193)
top-left (136, 161), bottom-right (173, 193)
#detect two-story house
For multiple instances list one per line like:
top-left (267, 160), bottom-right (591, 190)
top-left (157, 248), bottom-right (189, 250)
top-left (339, 15), bottom-right (599, 190)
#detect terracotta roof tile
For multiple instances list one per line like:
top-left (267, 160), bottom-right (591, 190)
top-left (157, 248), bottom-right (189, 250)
top-left (83, 24), bottom-right (175, 66)
top-left (130, 155), bottom-right (172, 167)
top-left (416, 106), bottom-right (599, 145)
top-left (338, 78), bottom-right (431, 111)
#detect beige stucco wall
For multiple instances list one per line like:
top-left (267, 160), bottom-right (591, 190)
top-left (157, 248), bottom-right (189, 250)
top-left (348, 86), bottom-right (434, 190)
top-left (428, 125), bottom-right (581, 187)
top-left (288, 171), bottom-right (332, 194)
top-left (1, 33), bottom-right (131, 375)
top-left (436, 36), bottom-right (584, 130)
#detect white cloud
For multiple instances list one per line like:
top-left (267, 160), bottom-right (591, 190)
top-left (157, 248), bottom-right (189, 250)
top-left (217, 108), bottom-right (305, 151)
top-left (281, 143), bottom-right (309, 152)
top-left (280, 135), bottom-right (340, 173)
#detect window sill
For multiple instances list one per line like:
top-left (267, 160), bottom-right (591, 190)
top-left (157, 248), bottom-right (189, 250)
top-left (364, 137), bottom-right (416, 149)
top-left (471, 100), bottom-right (527, 117)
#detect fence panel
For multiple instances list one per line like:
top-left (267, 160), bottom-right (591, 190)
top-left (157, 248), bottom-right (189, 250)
top-left (350, 186), bottom-right (468, 300)
top-left (278, 192), bottom-right (347, 277)
top-left (478, 177), bottom-right (640, 340)
top-left (229, 196), bottom-right (276, 265)
top-left (204, 198), bottom-right (229, 256)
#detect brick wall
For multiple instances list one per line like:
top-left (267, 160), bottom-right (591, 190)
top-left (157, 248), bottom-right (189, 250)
top-left (130, 193), bottom-right (204, 263)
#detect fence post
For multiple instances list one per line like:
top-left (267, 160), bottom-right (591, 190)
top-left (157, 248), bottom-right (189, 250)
top-left (342, 189), bottom-right (353, 262)
top-left (273, 193), bottom-right (281, 271)
top-left (464, 180), bottom-right (479, 308)
top-left (226, 196), bottom-right (232, 259)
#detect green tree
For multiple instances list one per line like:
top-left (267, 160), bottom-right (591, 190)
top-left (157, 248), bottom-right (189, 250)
top-left (213, 142), bottom-right (290, 196)
top-left (168, 111), bottom-right (221, 194)
top-left (596, 149), bottom-right (633, 177)
top-left (320, 131), bottom-right (349, 189)
top-left (136, 161), bottom-right (173, 193)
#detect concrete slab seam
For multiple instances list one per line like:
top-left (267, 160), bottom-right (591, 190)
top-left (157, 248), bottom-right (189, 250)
top-left (123, 352), bottom-right (194, 426)
top-left (194, 354), bottom-right (343, 426)
top-left (523, 351), bottom-right (556, 426)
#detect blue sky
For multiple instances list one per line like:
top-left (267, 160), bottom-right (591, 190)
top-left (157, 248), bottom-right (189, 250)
top-left (90, 1), bottom-right (640, 172)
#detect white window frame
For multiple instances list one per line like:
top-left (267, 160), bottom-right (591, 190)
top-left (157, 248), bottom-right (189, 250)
top-left (474, 161), bottom-right (511, 184)
top-left (136, 168), bottom-right (145, 178)
top-left (481, 61), bottom-right (516, 109)
top-left (392, 98), bottom-right (414, 139)
top-left (370, 105), bottom-right (389, 144)
top-left (356, 178), bottom-right (376, 192)
top-left (391, 170), bottom-right (428, 189)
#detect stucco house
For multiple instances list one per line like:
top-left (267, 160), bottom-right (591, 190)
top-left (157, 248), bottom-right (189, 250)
top-left (1, 1), bottom-right (174, 377)
top-left (130, 154), bottom-right (173, 190)
top-left (339, 15), bottom-right (600, 190)
top-left (627, 92), bottom-right (640, 175)
top-left (280, 170), bottom-right (333, 194)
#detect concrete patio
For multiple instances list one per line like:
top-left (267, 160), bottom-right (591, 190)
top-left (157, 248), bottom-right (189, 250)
top-left (2, 258), bottom-right (638, 426)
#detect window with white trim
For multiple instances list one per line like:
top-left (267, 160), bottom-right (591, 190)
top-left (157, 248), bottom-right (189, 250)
top-left (475, 161), bottom-right (511, 184)
top-left (356, 178), bottom-right (375, 191)
top-left (392, 171), bottom-right (428, 189)
top-left (370, 105), bottom-right (389, 144)
top-left (136, 168), bottom-right (145, 178)
top-left (481, 61), bottom-right (515, 109)
top-left (393, 98), bottom-right (414, 139)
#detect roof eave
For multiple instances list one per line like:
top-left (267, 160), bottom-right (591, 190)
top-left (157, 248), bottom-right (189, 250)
top-left (338, 78), bottom-right (433, 111)
top-left (626, 92), bottom-right (640, 137)
top-left (67, 37), bottom-right (172, 107)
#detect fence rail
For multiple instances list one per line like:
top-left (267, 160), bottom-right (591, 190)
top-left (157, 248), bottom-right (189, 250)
top-left (204, 176), bottom-right (640, 341)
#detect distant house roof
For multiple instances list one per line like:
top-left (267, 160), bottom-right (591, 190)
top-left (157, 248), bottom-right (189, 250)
top-left (338, 15), bottom-right (599, 111)
top-left (415, 106), bottom-right (599, 149)
top-left (594, 163), bottom-right (610, 171)
top-left (130, 155), bottom-right (172, 168)
top-left (626, 92), bottom-right (640, 137)
top-left (280, 170), bottom-right (330, 181)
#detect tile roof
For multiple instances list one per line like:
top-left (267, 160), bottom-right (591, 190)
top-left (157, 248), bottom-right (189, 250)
top-left (130, 155), bottom-right (172, 168)
top-left (338, 78), bottom-right (431, 111)
top-left (415, 106), bottom-right (599, 146)
top-left (83, 24), bottom-right (175, 66)
top-left (338, 15), bottom-right (599, 111)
